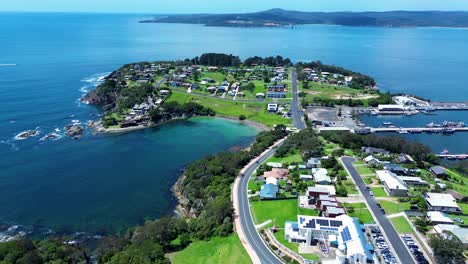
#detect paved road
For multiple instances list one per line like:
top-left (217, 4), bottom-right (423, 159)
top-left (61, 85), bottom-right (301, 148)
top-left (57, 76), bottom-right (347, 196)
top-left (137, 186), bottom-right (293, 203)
top-left (290, 68), bottom-right (306, 130)
top-left (238, 146), bottom-right (284, 264)
top-left (341, 157), bottom-right (416, 264)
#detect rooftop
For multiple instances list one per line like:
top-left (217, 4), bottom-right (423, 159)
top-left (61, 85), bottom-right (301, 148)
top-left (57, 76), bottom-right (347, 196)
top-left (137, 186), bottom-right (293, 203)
top-left (425, 193), bottom-right (460, 209)
top-left (376, 170), bottom-right (408, 191)
top-left (427, 211), bottom-right (454, 224)
top-left (434, 224), bottom-right (468, 245)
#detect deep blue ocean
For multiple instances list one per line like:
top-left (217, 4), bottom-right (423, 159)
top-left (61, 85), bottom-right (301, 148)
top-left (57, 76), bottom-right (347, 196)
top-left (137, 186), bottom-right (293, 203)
top-left (0, 12), bottom-right (467, 234)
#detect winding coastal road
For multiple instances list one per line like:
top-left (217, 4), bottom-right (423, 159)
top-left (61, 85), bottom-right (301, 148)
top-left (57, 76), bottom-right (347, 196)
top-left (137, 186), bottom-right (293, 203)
top-left (341, 157), bottom-right (416, 264)
top-left (237, 144), bottom-right (284, 264)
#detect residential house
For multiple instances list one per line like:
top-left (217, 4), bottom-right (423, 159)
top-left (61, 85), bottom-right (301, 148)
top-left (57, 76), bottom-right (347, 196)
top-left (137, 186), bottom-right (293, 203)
top-left (307, 185), bottom-right (337, 199)
top-left (433, 225), bottom-right (468, 249)
top-left (362, 147), bottom-right (390, 156)
top-left (266, 162), bottom-right (283, 168)
top-left (363, 155), bottom-right (380, 165)
top-left (425, 193), bottom-right (461, 213)
top-left (312, 168), bottom-right (331, 185)
top-left (260, 184), bottom-right (278, 199)
top-left (159, 90), bottom-right (170, 96)
top-left (426, 211), bottom-right (454, 225)
top-left (376, 170), bottom-right (408, 197)
top-left (430, 166), bottom-right (448, 178)
top-left (266, 84), bottom-right (288, 98)
top-left (265, 176), bottom-right (279, 186)
top-left (445, 190), bottom-right (468, 202)
top-left (306, 158), bottom-right (321, 169)
top-left (263, 168), bottom-right (289, 179)
top-left (384, 164), bottom-right (407, 175)
top-left (396, 176), bottom-right (429, 188)
top-left (267, 103), bottom-right (278, 113)
top-left (396, 154), bottom-right (414, 164)
top-left (300, 174), bottom-right (313, 181)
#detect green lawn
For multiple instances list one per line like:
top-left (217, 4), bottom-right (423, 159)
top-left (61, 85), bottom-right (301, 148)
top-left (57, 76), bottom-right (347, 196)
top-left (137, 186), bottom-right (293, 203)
top-left (298, 207), bottom-right (319, 216)
top-left (303, 82), bottom-right (378, 101)
top-left (443, 169), bottom-right (468, 196)
top-left (379, 200), bottom-right (411, 215)
top-left (370, 187), bottom-right (388, 197)
top-left (458, 202), bottom-right (468, 214)
top-left (251, 199), bottom-right (300, 228)
top-left (344, 203), bottom-right (374, 224)
top-left (248, 179), bottom-right (262, 193)
top-left (273, 229), bottom-right (320, 261)
top-left (390, 216), bottom-right (413, 234)
top-left (171, 234), bottom-right (252, 264)
top-left (343, 179), bottom-right (359, 195)
top-left (167, 91), bottom-right (290, 127)
top-left (363, 177), bottom-right (373, 184)
top-left (354, 165), bottom-right (374, 175)
top-left (448, 213), bottom-right (468, 226)
top-left (267, 151), bottom-right (303, 164)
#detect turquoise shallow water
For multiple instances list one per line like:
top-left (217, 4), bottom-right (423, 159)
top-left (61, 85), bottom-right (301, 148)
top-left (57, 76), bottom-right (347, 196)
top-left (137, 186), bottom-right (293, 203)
top-left (0, 12), bottom-right (467, 234)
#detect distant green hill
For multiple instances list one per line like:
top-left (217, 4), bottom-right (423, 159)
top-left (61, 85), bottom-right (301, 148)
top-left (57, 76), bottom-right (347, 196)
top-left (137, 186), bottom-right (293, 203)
top-left (140, 8), bottom-right (468, 28)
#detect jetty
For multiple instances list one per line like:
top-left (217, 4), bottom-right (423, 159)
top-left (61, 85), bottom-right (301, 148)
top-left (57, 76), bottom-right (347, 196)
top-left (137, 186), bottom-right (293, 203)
top-left (371, 127), bottom-right (468, 133)
top-left (436, 154), bottom-right (467, 160)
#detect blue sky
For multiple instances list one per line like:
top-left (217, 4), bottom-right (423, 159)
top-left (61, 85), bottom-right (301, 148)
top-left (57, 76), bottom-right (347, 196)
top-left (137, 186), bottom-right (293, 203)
top-left (2, 0), bottom-right (468, 13)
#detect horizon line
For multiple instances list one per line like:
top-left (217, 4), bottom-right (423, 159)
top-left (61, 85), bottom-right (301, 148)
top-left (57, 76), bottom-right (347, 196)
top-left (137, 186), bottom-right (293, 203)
top-left (1, 9), bottom-right (468, 15)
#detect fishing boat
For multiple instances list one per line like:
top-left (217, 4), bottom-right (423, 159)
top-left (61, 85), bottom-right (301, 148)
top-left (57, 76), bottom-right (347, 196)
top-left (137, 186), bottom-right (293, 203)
top-left (398, 129), bottom-right (409, 134)
top-left (383, 122), bottom-right (392, 126)
top-left (440, 149), bottom-right (449, 155)
top-left (442, 128), bottom-right (455, 134)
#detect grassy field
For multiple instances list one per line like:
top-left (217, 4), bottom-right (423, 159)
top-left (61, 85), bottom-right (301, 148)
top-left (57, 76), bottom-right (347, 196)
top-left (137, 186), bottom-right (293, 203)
top-left (379, 200), bottom-right (411, 215)
top-left (444, 169), bottom-right (468, 196)
top-left (266, 151), bottom-right (303, 164)
top-left (298, 207), bottom-right (319, 216)
top-left (251, 199), bottom-right (309, 228)
top-left (273, 229), bottom-right (320, 261)
top-left (171, 234), bottom-right (252, 264)
top-left (458, 202), bottom-right (468, 214)
top-left (370, 187), bottom-right (388, 197)
top-left (248, 179), bottom-right (262, 193)
top-left (353, 164), bottom-right (374, 175)
top-left (303, 82), bottom-right (377, 101)
top-left (344, 203), bottom-right (374, 224)
top-left (167, 91), bottom-right (290, 127)
top-left (343, 179), bottom-right (359, 195)
top-left (390, 216), bottom-right (413, 234)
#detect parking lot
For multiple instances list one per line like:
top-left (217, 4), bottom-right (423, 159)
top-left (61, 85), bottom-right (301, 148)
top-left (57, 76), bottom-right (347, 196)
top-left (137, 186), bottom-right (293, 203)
top-left (367, 225), bottom-right (397, 264)
top-left (401, 234), bottom-right (429, 264)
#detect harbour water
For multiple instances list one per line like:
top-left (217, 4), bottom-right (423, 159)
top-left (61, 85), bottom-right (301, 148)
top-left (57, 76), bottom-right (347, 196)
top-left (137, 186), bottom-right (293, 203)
top-left (0, 12), bottom-right (467, 234)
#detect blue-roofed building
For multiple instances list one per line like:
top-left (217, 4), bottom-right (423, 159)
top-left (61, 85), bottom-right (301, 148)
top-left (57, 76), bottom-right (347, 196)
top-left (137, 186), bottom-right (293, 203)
top-left (285, 215), bottom-right (375, 264)
top-left (384, 163), bottom-right (406, 175)
top-left (259, 183), bottom-right (278, 199)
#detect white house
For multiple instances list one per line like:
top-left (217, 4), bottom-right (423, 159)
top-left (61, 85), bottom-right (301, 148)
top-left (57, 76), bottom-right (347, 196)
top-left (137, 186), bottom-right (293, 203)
top-left (376, 170), bottom-right (408, 197)
top-left (312, 168), bottom-right (331, 185)
top-left (425, 193), bottom-right (462, 213)
top-left (265, 176), bottom-right (278, 186)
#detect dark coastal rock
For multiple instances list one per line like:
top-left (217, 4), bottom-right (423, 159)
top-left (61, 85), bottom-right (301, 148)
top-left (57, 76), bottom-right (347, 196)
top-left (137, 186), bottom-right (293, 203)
top-left (65, 125), bottom-right (84, 139)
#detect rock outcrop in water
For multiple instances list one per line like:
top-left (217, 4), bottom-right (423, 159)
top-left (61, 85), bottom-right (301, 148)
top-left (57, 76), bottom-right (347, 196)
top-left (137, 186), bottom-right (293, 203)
top-left (65, 125), bottom-right (84, 139)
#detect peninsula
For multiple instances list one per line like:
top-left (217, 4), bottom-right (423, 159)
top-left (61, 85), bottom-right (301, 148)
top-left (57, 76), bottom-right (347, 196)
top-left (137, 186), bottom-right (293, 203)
top-left (140, 9), bottom-right (468, 28)
top-left (83, 53), bottom-right (385, 132)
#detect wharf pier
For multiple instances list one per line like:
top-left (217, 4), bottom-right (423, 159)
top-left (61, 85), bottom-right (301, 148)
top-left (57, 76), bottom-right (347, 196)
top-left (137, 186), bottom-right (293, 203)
top-left (371, 127), bottom-right (468, 133)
